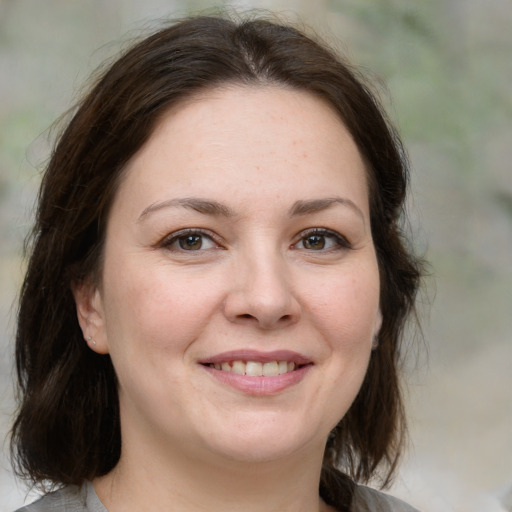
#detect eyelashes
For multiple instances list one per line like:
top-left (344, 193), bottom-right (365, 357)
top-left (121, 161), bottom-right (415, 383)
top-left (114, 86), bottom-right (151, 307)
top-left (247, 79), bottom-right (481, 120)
top-left (291, 228), bottom-right (352, 252)
top-left (159, 227), bottom-right (352, 254)
top-left (159, 228), bottom-right (221, 252)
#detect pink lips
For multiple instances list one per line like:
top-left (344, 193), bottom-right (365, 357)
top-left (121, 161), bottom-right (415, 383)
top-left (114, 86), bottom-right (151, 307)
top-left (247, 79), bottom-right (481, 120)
top-left (199, 350), bottom-right (313, 396)
top-left (201, 349), bottom-right (311, 366)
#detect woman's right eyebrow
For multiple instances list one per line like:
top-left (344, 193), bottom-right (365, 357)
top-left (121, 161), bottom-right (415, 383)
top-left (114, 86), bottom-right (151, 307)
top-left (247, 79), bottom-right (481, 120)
top-left (137, 197), bottom-right (235, 222)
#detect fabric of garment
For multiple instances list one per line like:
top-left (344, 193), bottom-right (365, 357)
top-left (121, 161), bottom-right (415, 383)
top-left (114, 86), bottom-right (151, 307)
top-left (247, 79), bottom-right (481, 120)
top-left (14, 480), bottom-right (420, 512)
top-left (351, 486), bottom-right (420, 511)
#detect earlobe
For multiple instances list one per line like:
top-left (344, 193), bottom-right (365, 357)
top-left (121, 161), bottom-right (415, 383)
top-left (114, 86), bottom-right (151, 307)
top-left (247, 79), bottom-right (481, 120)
top-left (72, 281), bottom-right (110, 355)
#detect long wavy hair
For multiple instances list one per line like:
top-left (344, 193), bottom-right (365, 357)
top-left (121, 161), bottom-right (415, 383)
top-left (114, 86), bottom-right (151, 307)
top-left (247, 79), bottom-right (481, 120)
top-left (11, 13), bottom-right (423, 503)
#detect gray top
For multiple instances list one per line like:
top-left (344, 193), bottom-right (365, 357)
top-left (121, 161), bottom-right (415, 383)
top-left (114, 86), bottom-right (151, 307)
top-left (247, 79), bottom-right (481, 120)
top-left (15, 481), bottom-right (420, 512)
top-left (352, 485), bottom-right (420, 512)
top-left (15, 482), bottom-right (104, 512)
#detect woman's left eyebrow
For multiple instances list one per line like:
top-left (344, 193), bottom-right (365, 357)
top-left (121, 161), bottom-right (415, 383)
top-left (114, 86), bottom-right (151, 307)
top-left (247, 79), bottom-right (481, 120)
top-left (289, 197), bottom-right (365, 221)
top-left (138, 197), bottom-right (235, 222)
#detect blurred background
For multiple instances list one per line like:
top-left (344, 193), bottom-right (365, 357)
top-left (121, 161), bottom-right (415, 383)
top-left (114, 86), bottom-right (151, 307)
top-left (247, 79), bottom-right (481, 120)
top-left (0, 0), bottom-right (510, 511)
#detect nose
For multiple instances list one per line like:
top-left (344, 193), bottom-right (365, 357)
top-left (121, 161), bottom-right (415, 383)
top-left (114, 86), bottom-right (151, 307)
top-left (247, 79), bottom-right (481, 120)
top-left (223, 252), bottom-right (301, 330)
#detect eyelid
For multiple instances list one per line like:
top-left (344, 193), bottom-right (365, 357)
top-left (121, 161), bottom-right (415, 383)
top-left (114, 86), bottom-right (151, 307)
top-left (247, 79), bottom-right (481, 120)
top-left (156, 227), bottom-right (351, 252)
top-left (158, 228), bottom-right (223, 251)
top-left (292, 227), bottom-right (352, 250)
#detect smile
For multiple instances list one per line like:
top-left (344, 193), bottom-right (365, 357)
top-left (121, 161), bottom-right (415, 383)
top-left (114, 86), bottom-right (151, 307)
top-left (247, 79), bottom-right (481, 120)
top-left (199, 350), bottom-right (312, 395)
top-left (206, 360), bottom-right (298, 377)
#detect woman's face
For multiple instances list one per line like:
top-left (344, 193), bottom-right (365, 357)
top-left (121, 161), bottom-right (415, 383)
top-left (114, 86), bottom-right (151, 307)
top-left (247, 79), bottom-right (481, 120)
top-left (76, 85), bottom-right (381, 466)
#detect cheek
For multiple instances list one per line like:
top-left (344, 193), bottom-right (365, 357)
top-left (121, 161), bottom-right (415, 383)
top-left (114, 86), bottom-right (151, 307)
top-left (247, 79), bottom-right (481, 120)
top-left (105, 255), bottom-right (236, 366)
top-left (101, 261), bottom-right (223, 358)
top-left (300, 266), bottom-right (380, 344)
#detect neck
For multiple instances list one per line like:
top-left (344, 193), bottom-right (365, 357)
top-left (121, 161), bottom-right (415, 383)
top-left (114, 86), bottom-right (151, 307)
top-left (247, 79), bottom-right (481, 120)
top-left (94, 435), bottom-right (333, 512)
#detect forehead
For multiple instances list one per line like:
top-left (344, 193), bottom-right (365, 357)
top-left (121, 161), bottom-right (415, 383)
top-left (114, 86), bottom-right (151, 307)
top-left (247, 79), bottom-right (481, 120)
top-left (114, 85), bottom-right (369, 218)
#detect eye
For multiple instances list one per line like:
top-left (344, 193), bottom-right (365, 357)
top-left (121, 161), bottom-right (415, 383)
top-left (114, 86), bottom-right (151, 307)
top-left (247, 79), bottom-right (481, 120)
top-left (161, 229), bottom-right (219, 252)
top-left (293, 229), bottom-right (351, 251)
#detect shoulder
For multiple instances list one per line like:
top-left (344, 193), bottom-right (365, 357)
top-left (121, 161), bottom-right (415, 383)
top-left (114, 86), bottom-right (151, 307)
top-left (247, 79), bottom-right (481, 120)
top-left (14, 482), bottom-right (104, 512)
top-left (14, 485), bottom-right (84, 512)
top-left (351, 484), bottom-right (421, 512)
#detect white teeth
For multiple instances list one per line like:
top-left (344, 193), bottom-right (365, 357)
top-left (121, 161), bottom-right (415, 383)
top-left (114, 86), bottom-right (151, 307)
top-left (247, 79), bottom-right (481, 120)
top-left (246, 361), bottom-right (263, 376)
top-left (262, 361), bottom-right (279, 377)
top-left (232, 361), bottom-right (245, 375)
top-left (211, 360), bottom-right (300, 376)
top-left (278, 361), bottom-right (288, 374)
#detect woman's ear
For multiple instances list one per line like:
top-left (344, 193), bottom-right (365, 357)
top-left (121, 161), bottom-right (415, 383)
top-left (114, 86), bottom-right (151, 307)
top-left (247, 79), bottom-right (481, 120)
top-left (72, 281), bottom-right (109, 354)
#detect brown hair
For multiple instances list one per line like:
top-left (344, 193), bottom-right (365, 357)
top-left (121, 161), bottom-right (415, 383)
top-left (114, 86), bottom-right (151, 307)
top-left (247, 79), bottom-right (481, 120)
top-left (11, 13), bottom-right (423, 500)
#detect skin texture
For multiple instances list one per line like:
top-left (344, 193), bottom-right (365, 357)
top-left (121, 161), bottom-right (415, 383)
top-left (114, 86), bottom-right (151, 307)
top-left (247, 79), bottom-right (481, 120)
top-left (74, 85), bottom-right (382, 512)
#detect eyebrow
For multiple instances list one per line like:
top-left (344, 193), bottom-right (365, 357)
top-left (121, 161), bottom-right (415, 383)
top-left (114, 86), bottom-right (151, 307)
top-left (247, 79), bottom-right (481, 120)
top-left (138, 195), bottom-right (365, 222)
top-left (138, 197), bottom-right (235, 221)
top-left (289, 197), bottom-right (365, 221)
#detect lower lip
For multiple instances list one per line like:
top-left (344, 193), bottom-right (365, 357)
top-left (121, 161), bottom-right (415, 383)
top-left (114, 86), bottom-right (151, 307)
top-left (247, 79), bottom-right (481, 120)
top-left (201, 364), bottom-right (312, 396)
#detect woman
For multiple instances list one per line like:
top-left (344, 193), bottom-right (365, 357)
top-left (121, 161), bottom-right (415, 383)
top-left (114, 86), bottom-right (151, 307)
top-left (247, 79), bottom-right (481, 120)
top-left (11, 14), bottom-right (423, 512)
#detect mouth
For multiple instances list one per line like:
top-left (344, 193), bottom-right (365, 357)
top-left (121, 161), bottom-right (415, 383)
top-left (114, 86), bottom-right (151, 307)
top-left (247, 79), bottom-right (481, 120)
top-left (198, 350), bottom-right (312, 394)
top-left (203, 360), bottom-right (304, 377)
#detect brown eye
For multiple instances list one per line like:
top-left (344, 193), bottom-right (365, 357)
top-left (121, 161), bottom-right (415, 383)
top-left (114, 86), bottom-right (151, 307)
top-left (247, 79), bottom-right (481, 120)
top-left (293, 229), bottom-right (352, 252)
top-left (302, 234), bottom-right (326, 250)
top-left (178, 235), bottom-right (203, 250)
top-left (161, 230), bottom-right (219, 252)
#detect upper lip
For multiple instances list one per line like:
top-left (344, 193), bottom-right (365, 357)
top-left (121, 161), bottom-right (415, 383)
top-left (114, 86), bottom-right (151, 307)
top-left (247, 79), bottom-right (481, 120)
top-left (198, 350), bottom-right (312, 366)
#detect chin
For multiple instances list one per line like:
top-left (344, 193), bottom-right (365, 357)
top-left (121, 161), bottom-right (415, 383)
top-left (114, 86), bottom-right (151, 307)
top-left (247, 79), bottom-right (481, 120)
top-left (200, 423), bottom-right (327, 465)
top-left (211, 441), bottom-right (306, 465)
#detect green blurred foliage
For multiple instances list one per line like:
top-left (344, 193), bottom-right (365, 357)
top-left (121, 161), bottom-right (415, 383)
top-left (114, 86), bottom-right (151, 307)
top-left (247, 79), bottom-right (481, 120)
top-left (329, 0), bottom-right (511, 172)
